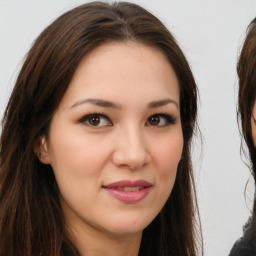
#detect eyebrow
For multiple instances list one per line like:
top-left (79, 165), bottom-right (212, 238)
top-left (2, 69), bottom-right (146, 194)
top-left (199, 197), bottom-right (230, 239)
top-left (71, 98), bottom-right (122, 109)
top-left (147, 98), bottom-right (179, 109)
top-left (71, 98), bottom-right (179, 109)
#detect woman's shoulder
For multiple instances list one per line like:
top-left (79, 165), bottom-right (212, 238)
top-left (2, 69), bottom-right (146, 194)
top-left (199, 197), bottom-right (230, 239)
top-left (229, 238), bottom-right (255, 256)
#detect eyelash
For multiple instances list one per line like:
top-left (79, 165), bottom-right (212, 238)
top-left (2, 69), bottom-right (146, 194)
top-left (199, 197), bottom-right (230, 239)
top-left (78, 112), bottom-right (111, 127)
top-left (147, 112), bottom-right (176, 127)
top-left (78, 112), bottom-right (176, 128)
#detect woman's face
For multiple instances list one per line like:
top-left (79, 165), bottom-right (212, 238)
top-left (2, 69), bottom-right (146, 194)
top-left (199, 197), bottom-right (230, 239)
top-left (39, 42), bottom-right (183, 238)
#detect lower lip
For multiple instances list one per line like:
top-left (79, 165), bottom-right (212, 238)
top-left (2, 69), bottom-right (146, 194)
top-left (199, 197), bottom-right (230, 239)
top-left (103, 187), bottom-right (151, 203)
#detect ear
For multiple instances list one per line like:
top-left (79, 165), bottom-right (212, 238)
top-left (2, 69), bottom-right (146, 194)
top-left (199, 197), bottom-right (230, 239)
top-left (34, 136), bottom-right (51, 164)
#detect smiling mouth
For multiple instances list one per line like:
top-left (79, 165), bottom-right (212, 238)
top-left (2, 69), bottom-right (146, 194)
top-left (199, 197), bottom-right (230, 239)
top-left (115, 186), bottom-right (144, 191)
top-left (103, 180), bottom-right (152, 190)
top-left (102, 180), bottom-right (152, 203)
top-left (102, 185), bottom-right (150, 192)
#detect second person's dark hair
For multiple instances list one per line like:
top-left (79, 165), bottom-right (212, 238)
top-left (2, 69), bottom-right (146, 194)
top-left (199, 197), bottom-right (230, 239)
top-left (237, 17), bottom-right (256, 247)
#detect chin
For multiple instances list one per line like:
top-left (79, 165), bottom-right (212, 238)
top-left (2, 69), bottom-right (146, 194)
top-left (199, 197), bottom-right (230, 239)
top-left (102, 214), bottom-right (153, 236)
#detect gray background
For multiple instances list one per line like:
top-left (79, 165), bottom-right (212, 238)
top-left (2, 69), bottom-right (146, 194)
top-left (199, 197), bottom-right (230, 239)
top-left (1, 0), bottom-right (256, 255)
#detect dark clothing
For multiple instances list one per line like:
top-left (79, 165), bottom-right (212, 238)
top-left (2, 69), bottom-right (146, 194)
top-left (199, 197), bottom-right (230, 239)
top-left (229, 217), bottom-right (255, 256)
top-left (229, 238), bottom-right (255, 256)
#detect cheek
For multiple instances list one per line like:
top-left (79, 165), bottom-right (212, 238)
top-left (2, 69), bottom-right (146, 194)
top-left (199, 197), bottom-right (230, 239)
top-left (153, 135), bottom-right (183, 176)
top-left (148, 134), bottom-right (183, 217)
top-left (47, 132), bottom-right (112, 210)
top-left (48, 130), bottom-right (112, 177)
top-left (156, 134), bottom-right (183, 193)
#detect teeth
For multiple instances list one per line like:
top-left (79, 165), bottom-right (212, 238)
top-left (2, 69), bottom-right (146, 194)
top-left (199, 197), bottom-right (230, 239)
top-left (108, 186), bottom-right (146, 191)
top-left (109, 186), bottom-right (145, 191)
top-left (123, 186), bottom-right (144, 191)
top-left (113, 186), bottom-right (144, 191)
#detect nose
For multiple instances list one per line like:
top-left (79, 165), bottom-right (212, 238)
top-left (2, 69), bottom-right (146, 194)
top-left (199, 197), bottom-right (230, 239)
top-left (112, 125), bottom-right (151, 170)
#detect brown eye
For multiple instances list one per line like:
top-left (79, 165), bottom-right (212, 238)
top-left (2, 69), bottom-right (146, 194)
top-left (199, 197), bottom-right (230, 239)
top-left (88, 116), bottom-right (101, 126)
top-left (148, 116), bottom-right (160, 126)
top-left (79, 114), bottom-right (112, 127)
top-left (147, 114), bottom-right (176, 127)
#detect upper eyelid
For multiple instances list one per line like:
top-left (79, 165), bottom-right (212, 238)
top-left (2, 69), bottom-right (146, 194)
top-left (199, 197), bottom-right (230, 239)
top-left (79, 114), bottom-right (113, 129)
top-left (149, 112), bottom-right (176, 119)
top-left (77, 112), bottom-right (176, 123)
top-left (78, 113), bottom-right (110, 122)
top-left (147, 113), bottom-right (176, 125)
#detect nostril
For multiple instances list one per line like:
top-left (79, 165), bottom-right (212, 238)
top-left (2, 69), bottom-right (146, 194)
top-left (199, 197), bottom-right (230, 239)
top-left (112, 150), bottom-right (151, 170)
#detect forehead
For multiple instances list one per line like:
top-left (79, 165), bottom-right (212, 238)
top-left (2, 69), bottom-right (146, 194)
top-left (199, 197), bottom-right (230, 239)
top-left (59, 41), bottom-right (180, 109)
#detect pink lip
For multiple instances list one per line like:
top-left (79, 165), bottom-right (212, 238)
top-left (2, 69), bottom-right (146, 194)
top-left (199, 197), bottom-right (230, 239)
top-left (103, 180), bottom-right (152, 203)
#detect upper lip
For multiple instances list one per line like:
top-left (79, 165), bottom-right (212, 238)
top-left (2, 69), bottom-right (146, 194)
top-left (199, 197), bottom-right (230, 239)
top-left (103, 180), bottom-right (152, 188)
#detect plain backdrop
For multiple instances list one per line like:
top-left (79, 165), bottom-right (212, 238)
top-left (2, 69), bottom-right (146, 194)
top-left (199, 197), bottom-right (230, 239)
top-left (1, 0), bottom-right (256, 255)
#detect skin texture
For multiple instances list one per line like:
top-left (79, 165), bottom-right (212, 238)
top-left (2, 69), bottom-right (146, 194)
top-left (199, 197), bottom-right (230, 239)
top-left (38, 41), bottom-right (183, 256)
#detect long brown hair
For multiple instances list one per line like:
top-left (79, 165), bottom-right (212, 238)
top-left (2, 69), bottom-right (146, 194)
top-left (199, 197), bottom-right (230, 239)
top-left (237, 17), bottom-right (256, 246)
top-left (0, 2), bottom-right (202, 255)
